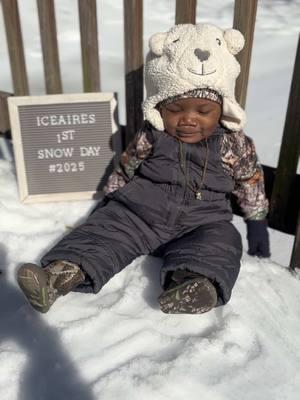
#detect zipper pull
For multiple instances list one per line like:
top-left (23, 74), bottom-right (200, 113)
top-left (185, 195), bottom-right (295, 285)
top-left (196, 191), bottom-right (202, 200)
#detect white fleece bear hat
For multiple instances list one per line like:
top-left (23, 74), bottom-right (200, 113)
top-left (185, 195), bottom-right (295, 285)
top-left (143, 23), bottom-right (246, 132)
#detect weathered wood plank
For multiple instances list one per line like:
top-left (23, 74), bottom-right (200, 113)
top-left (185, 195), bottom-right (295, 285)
top-left (124, 0), bottom-right (143, 146)
top-left (1, 0), bottom-right (29, 95)
top-left (233, 0), bottom-right (257, 108)
top-left (0, 91), bottom-right (12, 134)
top-left (78, 0), bottom-right (100, 92)
top-left (37, 0), bottom-right (62, 94)
top-left (269, 35), bottom-right (300, 231)
top-left (175, 0), bottom-right (196, 24)
top-left (290, 209), bottom-right (300, 270)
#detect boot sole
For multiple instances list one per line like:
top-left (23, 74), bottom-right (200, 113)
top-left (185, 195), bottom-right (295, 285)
top-left (158, 277), bottom-right (217, 314)
top-left (17, 264), bottom-right (50, 313)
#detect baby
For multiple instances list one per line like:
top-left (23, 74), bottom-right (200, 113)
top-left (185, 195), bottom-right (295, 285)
top-left (17, 23), bottom-right (270, 314)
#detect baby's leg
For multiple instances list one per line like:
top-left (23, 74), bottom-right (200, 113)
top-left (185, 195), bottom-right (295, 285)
top-left (18, 200), bottom-right (158, 312)
top-left (159, 221), bottom-right (242, 312)
top-left (41, 200), bottom-right (158, 292)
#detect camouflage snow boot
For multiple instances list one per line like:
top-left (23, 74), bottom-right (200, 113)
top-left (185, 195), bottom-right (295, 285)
top-left (17, 260), bottom-right (85, 313)
top-left (158, 270), bottom-right (218, 314)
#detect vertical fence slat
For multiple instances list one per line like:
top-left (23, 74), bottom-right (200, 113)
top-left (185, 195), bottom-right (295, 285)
top-left (0, 91), bottom-right (11, 134)
top-left (233, 0), bottom-right (257, 108)
top-left (175, 0), bottom-right (196, 24)
top-left (37, 0), bottom-right (62, 94)
top-left (290, 209), bottom-right (300, 270)
top-left (269, 36), bottom-right (300, 232)
top-left (1, 0), bottom-right (29, 95)
top-left (124, 0), bottom-right (143, 146)
top-left (78, 0), bottom-right (100, 92)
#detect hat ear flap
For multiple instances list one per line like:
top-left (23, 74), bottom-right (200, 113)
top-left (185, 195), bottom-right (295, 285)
top-left (149, 32), bottom-right (168, 56)
top-left (223, 29), bottom-right (245, 55)
top-left (221, 97), bottom-right (246, 131)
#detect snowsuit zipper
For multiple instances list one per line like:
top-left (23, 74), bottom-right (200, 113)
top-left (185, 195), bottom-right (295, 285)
top-left (178, 138), bottom-right (209, 203)
top-left (178, 140), bottom-right (188, 204)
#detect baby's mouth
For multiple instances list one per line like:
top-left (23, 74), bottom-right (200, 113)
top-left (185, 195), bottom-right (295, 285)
top-left (177, 128), bottom-right (204, 136)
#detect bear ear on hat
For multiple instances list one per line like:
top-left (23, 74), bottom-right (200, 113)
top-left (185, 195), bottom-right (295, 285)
top-left (149, 32), bottom-right (168, 56)
top-left (223, 28), bottom-right (245, 55)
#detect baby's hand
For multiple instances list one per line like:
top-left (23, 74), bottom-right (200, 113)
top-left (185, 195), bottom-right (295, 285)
top-left (246, 219), bottom-right (270, 258)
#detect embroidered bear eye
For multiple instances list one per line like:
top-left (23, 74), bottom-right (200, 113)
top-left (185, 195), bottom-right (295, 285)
top-left (172, 38), bottom-right (180, 43)
top-left (216, 38), bottom-right (221, 46)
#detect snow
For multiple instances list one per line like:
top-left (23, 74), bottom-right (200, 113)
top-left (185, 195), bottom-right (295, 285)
top-left (0, 1), bottom-right (300, 399)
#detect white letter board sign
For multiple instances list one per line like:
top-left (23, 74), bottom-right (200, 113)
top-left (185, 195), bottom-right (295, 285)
top-left (8, 93), bottom-right (121, 203)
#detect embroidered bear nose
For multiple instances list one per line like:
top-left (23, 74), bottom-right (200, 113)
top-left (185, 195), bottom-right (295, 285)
top-left (194, 48), bottom-right (210, 62)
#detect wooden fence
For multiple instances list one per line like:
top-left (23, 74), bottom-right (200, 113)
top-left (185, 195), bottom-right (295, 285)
top-left (0, 0), bottom-right (299, 268)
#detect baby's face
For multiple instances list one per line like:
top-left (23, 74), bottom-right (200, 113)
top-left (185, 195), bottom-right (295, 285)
top-left (160, 98), bottom-right (221, 143)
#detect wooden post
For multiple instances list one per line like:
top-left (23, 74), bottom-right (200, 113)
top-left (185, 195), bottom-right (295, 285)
top-left (124, 0), bottom-right (143, 146)
top-left (175, 0), bottom-right (196, 24)
top-left (290, 209), bottom-right (300, 270)
top-left (233, 0), bottom-right (257, 108)
top-left (0, 91), bottom-right (12, 134)
top-left (37, 0), bottom-right (63, 94)
top-left (1, 0), bottom-right (29, 95)
top-left (78, 0), bottom-right (101, 92)
top-left (269, 35), bottom-right (300, 231)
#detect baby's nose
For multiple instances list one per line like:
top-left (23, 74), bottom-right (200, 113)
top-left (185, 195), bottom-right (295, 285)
top-left (194, 48), bottom-right (210, 62)
top-left (179, 113), bottom-right (197, 125)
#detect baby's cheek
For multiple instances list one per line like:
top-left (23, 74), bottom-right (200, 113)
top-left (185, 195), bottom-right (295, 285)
top-left (164, 126), bottom-right (177, 137)
top-left (204, 119), bottom-right (220, 134)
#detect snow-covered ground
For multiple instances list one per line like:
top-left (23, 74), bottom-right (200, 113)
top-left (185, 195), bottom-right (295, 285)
top-left (0, 1), bottom-right (300, 399)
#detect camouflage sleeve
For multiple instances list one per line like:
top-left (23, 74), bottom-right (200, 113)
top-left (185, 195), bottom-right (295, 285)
top-left (221, 131), bottom-right (269, 220)
top-left (104, 129), bottom-right (154, 195)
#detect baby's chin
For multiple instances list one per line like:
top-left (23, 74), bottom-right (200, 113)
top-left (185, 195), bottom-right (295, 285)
top-left (175, 131), bottom-right (207, 143)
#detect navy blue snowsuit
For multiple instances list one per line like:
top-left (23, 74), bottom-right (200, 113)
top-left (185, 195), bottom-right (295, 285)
top-left (41, 127), bottom-right (242, 306)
